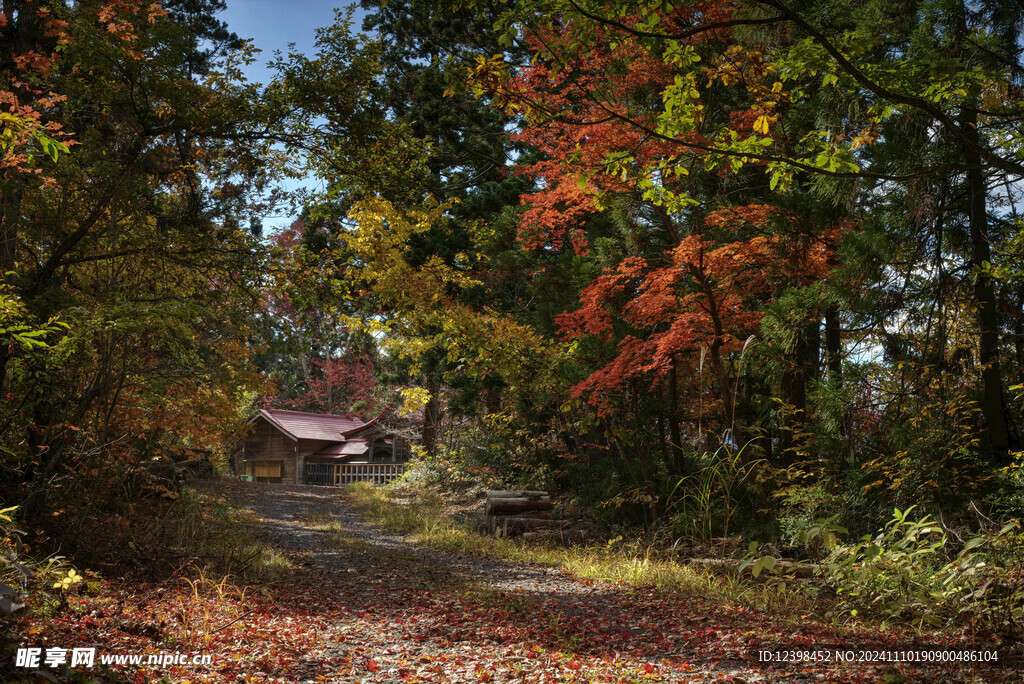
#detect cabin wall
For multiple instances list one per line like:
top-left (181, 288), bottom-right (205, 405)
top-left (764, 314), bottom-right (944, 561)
top-left (395, 436), bottom-right (412, 461)
top-left (241, 421), bottom-right (296, 483)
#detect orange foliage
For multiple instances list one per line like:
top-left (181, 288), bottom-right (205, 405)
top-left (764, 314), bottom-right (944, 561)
top-left (558, 233), bottom-right (775, 412)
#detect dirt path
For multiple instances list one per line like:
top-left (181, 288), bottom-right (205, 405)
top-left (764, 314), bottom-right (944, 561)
top-left (236, 483), bottom-right (1015, 684)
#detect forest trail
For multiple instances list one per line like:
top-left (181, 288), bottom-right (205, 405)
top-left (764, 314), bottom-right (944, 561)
top-left (234, 483), bottom-right (1013, 683)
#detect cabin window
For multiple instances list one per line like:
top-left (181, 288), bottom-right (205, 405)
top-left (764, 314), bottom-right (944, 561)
top-left (248, 461), bottom-right (282, 479)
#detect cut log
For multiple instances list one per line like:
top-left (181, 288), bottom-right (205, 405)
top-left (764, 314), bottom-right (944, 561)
top-left (493, 516), bottom-right (567, 529)
top-left (493, 516), bottom-right (569, 538)
top-left (498, 509), bottom-right (553, 520)
top-left (483, 491), bottom-right (558, 537)
top-left (485, 496), bottom-right (553, 517)
top-left (485, 490), bottom-right (549, 499)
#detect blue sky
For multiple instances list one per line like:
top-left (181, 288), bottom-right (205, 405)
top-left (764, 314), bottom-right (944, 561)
top-left (220, 1), bottom-right (368, 85)
top-left (219, 1), bottom-right (370, 229)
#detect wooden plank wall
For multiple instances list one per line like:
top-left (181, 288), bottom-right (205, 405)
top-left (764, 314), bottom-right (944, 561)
top-left (243, 422), bottom-right (295, 483)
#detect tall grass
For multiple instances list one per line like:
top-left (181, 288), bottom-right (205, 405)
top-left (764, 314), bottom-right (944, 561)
top-left (666, 442), bottom-right (767, 543)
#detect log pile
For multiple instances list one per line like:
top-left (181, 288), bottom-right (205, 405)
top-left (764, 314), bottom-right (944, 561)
top-left (484, 490), bottom-right (566, 538)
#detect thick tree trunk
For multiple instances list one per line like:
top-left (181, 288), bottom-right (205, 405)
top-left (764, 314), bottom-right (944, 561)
top-left (779, 320), bottom-right (819, 464)
top-left (962, 109), bottom-right (1012, 460)
top-left (1016, 284), bottom-right (1024, 379)
top-left (483, 382), bottom-right (501, 416)
top-left (657, 392), bottom-right (669, 465)
top-left (690, 265), bottom-right (736, 441)
top-left (805, 318), bottom-right (821, 383)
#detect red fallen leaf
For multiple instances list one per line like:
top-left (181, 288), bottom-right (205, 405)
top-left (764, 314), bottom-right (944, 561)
top-left (568, 658), bottom-right (581, 670)
top-left (367, 659), bottom-right (379, 673)
top-left (643, 663), bottom-right (655, 673)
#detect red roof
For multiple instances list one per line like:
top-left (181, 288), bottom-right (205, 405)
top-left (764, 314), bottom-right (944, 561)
top-left (313, 440), bottom-right (368, 457)
top-left (256, 409), bottom-right (365, 442)
top-left (340, 408), bottom-right (390, 437)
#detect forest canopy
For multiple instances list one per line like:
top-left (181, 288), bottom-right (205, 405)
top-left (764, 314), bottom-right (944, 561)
top-left (1, 0), bottom-right (1023, 643)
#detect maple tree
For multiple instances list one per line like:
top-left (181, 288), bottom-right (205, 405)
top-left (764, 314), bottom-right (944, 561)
top-left (255, 216), bottom-right (379, 416)
top-left (476, 0), bottom-right (1024, 464)
top-left (455, 6), bottom-right (851, 478)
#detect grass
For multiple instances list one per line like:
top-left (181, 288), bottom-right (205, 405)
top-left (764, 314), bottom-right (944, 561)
top-left (176, 565), bottom-right (249, 647)
top-left (342, 481), bottom-right (819, 617)
top-left (168, 480), bottom-right (293, 583)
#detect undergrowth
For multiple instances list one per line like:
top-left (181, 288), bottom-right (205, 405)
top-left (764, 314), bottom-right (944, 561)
top-left (2, 476), bottom-right (292, 682)
top-left (342, 481), bottom-right (818, 618)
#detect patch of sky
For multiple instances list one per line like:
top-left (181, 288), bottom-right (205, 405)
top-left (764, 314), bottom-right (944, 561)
top-left (220, 1), bottom-right (370, 231)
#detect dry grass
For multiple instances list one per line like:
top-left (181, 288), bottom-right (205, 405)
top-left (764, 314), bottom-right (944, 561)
top-left (343, 481), bottom-right (818, 617)
top-left (170, 479), bottom-right (293, 583)
top-left (175, 566), bottom-right (249, 647)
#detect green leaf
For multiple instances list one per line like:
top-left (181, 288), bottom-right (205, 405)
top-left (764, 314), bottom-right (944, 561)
top-left (962, 536), bottom-right (986, 552)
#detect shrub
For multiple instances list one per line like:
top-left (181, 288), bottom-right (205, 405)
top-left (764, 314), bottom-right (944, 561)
top-left (823, 506), bottom-right (1024, 635)
top-left (0, 505), bottom-right (83, 624)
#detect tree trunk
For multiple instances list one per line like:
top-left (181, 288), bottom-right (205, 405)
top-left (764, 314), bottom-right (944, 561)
top-left (962, 108), bottom-right (1011, 460)
top-left (421, 374), bottom-right (442, 458)
top-left (779, 319), bottom-right (819, 464)
top-left (824, 306), bottom-right (841, 380)
top-left (806, 317), bottom-right (821, 383)
top-left (0, 2), bottom-right (44, 396)
top-left (951, 1), bottom-right (1014, 459)
top-left (691, 267), bottom-right (735, 440)
top-left (667, 363), bottom-right (685, 472)
top-left (1016, 284), bottom-right (1024, 380)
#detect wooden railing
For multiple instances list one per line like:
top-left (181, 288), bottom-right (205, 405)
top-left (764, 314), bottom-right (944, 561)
top-left (304, 462), bottom-right (405, 487)
top-left (336, 463), bottom-right (405, 485)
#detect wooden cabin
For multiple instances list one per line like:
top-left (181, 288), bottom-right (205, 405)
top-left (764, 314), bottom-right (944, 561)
top-left (234, 409), bottom-right (412, 485)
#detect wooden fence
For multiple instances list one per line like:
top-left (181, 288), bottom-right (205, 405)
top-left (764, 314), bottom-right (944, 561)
top-left (304, 462), bottom-right (405, 487)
